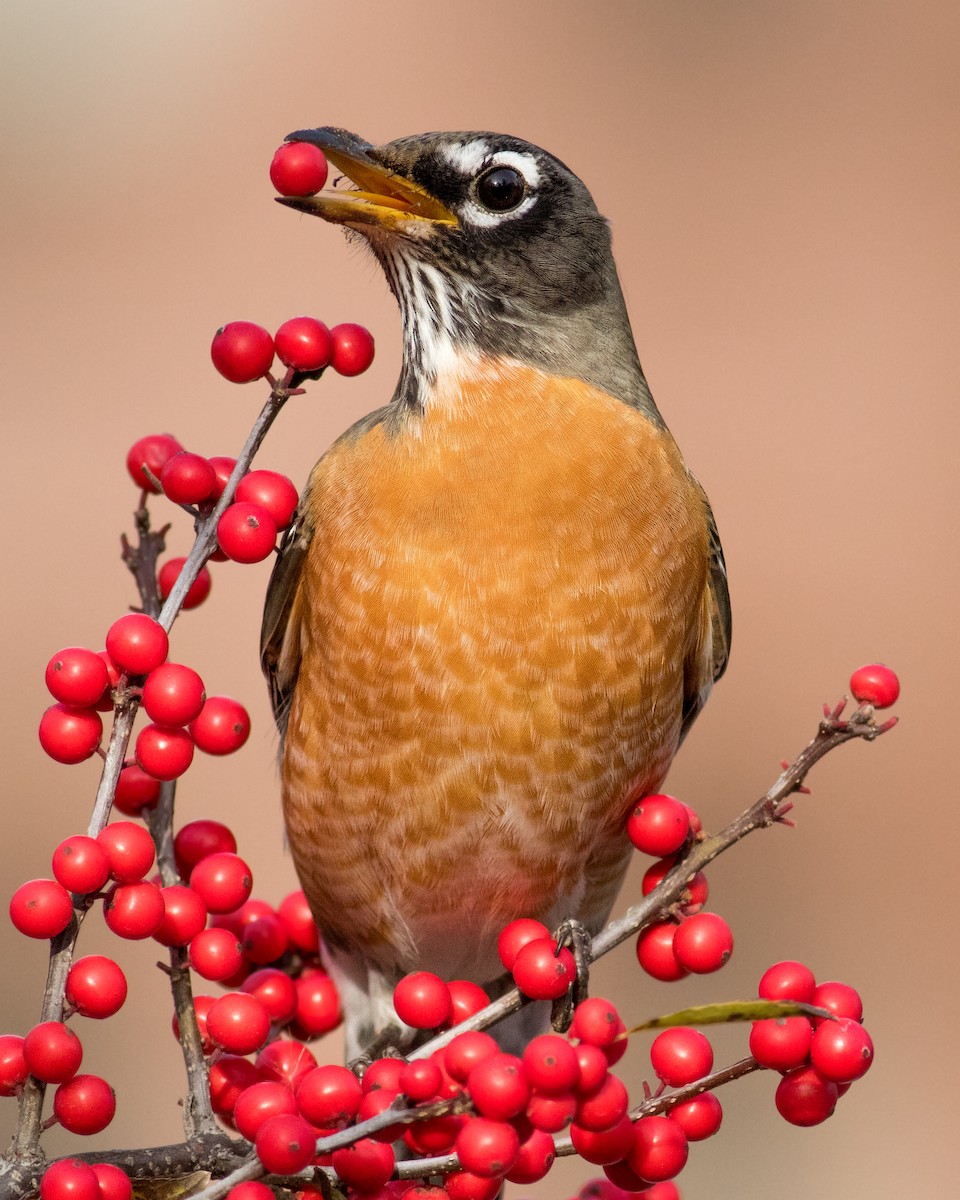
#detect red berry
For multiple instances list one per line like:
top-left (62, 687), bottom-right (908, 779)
top-left (602, 1158), bottom-right (651, 1194)
top-left (233, 1080), bottom-right (298, 1140)
top-left (570, 997), bottom-right (622, 1048)
top-left (157, 557), bottom-right (212, 610)
top-left (0, 1035), bottom-right (28, 1097)
top-left (361, 1056), bottom-right (404, 1095)
top-left (467, 1053), bottom-right (529, 1120)
top-left (174, 819), bottom-right (237, 879)
top-left (243, 968), bottom-right (298, 1024)
top-left (135, 723), bottom-right (194, 780)
top-left (97, 821), bottom-right (156, 883)
top-left (406, 1113), bottom-right (463, 1156)
top-left (274, 317), bottom-right (334, 372)
top-left (445, 1172), bottom-right (502, 1200)
top-left (357, 1084), bottom-right (404, 1142)
top-left (40, 1160), bottom-right (100, 1200)
top-left (570, 1115), bottom-right (635, 1165)
top-left (444, 1031), bottom-right (500, 1083)
top-left (456, 1117), bottom-right (520, 1178)
top-left (672, 912), bottom-right (733, 974)
top-left (216, 503), bottom-right (278, 564)
top-left (160, 452), bottom-right (217, 506)
top-left (329, 323), bottom-right (375, 376)
top-left (189, 927), bottom-right (244, 981)
top-left (103, 881), bottom-right (165, 939)
top-left (292, 971), bottom-right (341, 1038)
top-left (256, 1039), bottom-right (318, 1091)
top-left (649, 1027), bottom-right (714, 1087)
top-left (574, 1043), bottom-right (611, 1096)
top-left (52, 835), bottom-right (110, 895)
top-left (142, 663), bottom-right (206, 726)
top-left (642, 857), bottom-right (709, 911)
top-left (53, 1073), bottom-right (116, 1134)
top-left (39, 704), bottom-right (103, 764)
top-left (512, 938), bottom-right (576, 1000)
top-left (172, 994), bottom-right (216, 1055)
top-left (208, 1055), bottom-right (263, 1118)
top-left (270, 143), bottom-right (329, 198)
top-left (296, 1063), bottom-right (362, 1126)
top-left (45, 648), bottom-right (110, 708)
top-left (749, 1017), bottom-right (813, 1072)
top-left (626, 794), bottom-right (689, 857)
top-left (498, 918), bottom-right (551, 970)
top-left (277, 889), bottom-right (319, 953)
top-left (206, 456), bottom-right (238, 501)
top-left (235, 470), bottom-right (299, 532)
top-left (207, 992), bottom-right (271, 1055)
top-left (225, 1186), bottom-right (273, 1200)
top-left (669, 1091), bottom-right (723, 1140)
top-left (810, 981), bottom-right (863, 1024)
top-left (65, 956), bottom-right (127, 1019)
top-left (810, 1017), bottom-right (874, 1082)
top-left (211, 321), bottom-right (275, 384)
top-left (331, 1138), bottom-right (395, 1192)
top-left (94, 652), bottom-right (121, 711)
top-left (504, 1127), bottom-right (556, 1184)
top-left (105, 613), bottom-right (168, 676)
top-left (636, 922), bottom-right (688, 982)
top-left (394, 971), bottom-right (452, 1029)
top-left (126, 434), bottom-right (183, 492)
top-left (849, 663), bottom-right (899, 708)
top-left (256, 1112), bottom-right (317, 1175)
top-left (153, 885), bottom-right (207, 946)
top-left (189, 852), bottom-right (252, 914)
top-left (243, 914), bottom-right (289, 964)
top-left (525, 1090), bottom-right (577, 1133)
top-left (522, 1033), bottom-right (580, 1094)
top-left (627, 1115), bottom-right (688, 1182)
top-left (775, 1065), bottom-right (839, 1126)
top-left (90, 1165), bottom-right (131, 1200)
top-left (399, 1057), bottom-right (442, 1103)
top-left (575, 1072), bottom-right (628, 1133)
top-left (446, 979), bottom-right (489, 1025)
top-left (23, 1021), bottom-right (83, 1083)
top-left (9, 879), bottom-right (73, 938)
top-left (758, 960), bottom-right (816, 1004)
top-left (190, 696), bottom-right (251, 755)
top-left (113, 764), bottom-right (161, 816)
top-left (601, 1016), bottom-right (628, 1066)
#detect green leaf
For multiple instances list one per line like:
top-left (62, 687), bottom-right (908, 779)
top-left (626, 999), bottom-right (834, 1033)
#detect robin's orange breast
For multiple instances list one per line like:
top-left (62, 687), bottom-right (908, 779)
top-left (280, 356), bottom-right (711, 982)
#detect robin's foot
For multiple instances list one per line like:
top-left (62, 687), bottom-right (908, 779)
top-left (550, 918), bottom-right (593, 1031)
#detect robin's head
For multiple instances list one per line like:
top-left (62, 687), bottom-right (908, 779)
top-left (278, 127), bottom-right (654, 416)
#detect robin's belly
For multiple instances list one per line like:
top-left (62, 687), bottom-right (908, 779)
top-left (281, 546), bottom-right (690, 976)
top-left (281, 362), bottom-right (709, 975)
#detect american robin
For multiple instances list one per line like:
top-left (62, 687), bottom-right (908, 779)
top-left (261, 127), bottom-right (731, 1058)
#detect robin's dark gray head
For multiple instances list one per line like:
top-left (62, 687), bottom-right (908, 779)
top-left (278, 127), bottom-right (658, 419)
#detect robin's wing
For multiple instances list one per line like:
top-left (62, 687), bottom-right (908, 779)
top-left (679, 479), bottom-right (731, 742)
top-left (260, 494), bottom-right (315, 741)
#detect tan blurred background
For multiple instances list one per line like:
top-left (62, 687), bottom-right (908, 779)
top-left (1, 1), bottom-right (956, 1196)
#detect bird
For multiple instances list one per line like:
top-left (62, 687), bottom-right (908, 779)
top-left (261, 127), bottom-right (731, 1059)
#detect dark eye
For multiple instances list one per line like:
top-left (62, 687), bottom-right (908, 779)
top-left (476, 166), bottom-right (525, 212)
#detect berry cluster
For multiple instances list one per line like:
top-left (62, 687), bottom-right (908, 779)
top-left (752, 960), bottom-right (874, 1126)
top-left (626, 795), bottom-right (734, 982)
top-left (3, 319), bottom-right (381, 1200)
top-left (3, 261), bottom-right (899, 1200)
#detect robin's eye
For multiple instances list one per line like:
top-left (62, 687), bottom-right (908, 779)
top-left (475, 166), bottom-right (526, 212)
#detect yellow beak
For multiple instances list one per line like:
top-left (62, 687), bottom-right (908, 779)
top-left (275, 127), bottom-right (457, 230)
